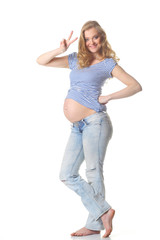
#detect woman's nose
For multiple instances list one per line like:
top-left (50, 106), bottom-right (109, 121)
top-left (89, 38), bottom-right (94, 44)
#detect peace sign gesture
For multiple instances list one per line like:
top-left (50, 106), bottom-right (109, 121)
top-left (60, 31), bottom-right (78, 53)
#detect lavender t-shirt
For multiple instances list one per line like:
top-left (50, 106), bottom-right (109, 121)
top-left (65, 52), bottom-right (117, 112)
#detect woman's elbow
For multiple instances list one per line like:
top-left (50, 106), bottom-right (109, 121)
top-left (135, 82), bottom-right (142, 93)
top-left (36, 58), bottom-right (43, 65)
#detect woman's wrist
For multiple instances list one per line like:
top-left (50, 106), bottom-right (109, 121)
top-left (107, 95), bottom-right (112, 102)
top-left (59, 47), bottom-right (66, 54)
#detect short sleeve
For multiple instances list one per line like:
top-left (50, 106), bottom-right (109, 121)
top-left (104, 58), bottom-right (117, 78)
top-left (68, 52), bottom-right (78, 70)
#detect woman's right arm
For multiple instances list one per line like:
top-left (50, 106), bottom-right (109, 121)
top-left (36, 47), bottom-right (69, 68)
top-left (36, 31), bottom-right (78, 68)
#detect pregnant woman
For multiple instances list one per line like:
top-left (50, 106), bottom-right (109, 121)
top-left (36, 20), bottom-right (142, 238)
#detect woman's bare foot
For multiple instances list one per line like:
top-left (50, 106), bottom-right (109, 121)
top-left (101, 208), bottom-right (115, 238)
top-left (71, 227), bottom-right (100, 236)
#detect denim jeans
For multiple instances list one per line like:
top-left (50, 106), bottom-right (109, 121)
top-left (59, 111), bottom-right (113, 231)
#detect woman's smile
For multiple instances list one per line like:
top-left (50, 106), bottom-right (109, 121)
top-left (89, 44), bottom-right (97, 48)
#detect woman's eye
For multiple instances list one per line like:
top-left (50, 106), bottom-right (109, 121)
top-left (85, 36), bottom-right (99, 42)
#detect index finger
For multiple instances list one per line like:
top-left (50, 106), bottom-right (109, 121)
top-left (67, 31), bottom-right (74, 41)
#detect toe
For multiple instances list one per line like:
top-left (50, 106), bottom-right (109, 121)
top-left (103, 229), bottom-right (111, 238)
top-left (103, 233), bottom-right (109, 238)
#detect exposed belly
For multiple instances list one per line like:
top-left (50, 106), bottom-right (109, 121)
top-left (63, 98), bottom-right (97, 123)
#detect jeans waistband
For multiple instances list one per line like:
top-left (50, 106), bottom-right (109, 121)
top-left (73, 111), bottom-right (108, 126)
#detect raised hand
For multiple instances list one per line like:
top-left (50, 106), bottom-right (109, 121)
top-left (60, 31), bottom-right (78, 53)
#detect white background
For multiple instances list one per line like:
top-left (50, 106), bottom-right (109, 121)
top-left (0, 0), bottom-right (160, 240)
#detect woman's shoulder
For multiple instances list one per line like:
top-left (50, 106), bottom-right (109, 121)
top-left (104, 57), bottom-right (116, 62)
top-left (103, 57), bottom-right (118, 78)
top-left (104, 57), bottom-right (117, 66)
top-left (68, 52), bottom-right (78, 58)
top-left (68, 52), bottom-right (78, 69)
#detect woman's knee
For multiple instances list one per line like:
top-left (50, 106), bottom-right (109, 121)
top-left (59, 170), bottom-right (67, 182)
top-left (59, 170), bottom-right (79, 183)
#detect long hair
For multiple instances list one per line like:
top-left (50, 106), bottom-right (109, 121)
top-left (77, 20), bottom-right (120, 69)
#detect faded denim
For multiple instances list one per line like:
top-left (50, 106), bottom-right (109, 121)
top-left (59, 111), bottom-right (113, 231)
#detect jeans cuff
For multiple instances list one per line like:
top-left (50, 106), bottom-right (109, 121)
top-left (85, 224), bottom-right (104, 231)
top-left (95, 206), bottom-right (111, 221)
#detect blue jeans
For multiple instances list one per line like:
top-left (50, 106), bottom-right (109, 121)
top-left (59, 111), bottom-right (113, 231)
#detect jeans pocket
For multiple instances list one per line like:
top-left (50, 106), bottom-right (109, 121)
top-left (88, 118), bottom-right (102, 126)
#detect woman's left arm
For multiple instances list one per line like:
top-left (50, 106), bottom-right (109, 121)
top-left (98, 65), bottom-right (142, 104)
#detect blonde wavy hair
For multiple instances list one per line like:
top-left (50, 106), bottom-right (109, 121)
top-left (77, 20), bottom-right (120, 69)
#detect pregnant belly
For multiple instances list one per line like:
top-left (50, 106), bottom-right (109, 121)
top-left (63, 98), bottom-right (97, 123)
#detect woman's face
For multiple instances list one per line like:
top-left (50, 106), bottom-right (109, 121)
top-left (84, 27), bottom-right (102, 54)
